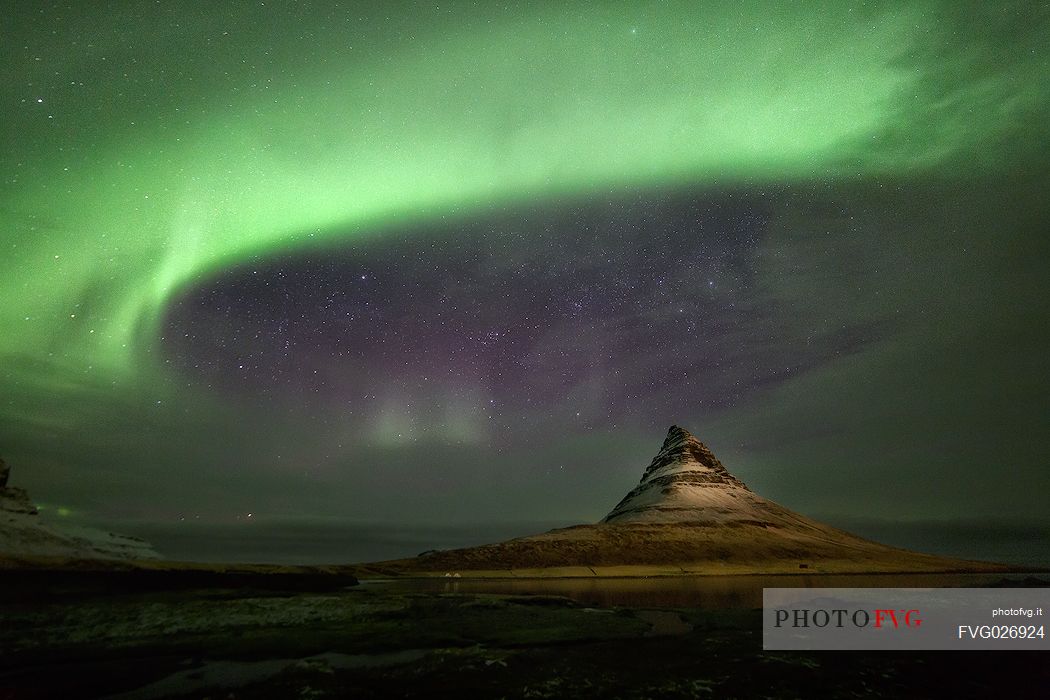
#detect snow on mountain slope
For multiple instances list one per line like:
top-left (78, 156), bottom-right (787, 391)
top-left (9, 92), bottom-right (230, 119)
top-left (604, 425), bottom-right (819, 528)
top-left (0, 459), bottom-right (159, 562)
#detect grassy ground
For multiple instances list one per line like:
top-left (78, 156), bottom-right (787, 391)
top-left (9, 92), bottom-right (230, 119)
top-left (368, 522), bottom-right (1014, 578)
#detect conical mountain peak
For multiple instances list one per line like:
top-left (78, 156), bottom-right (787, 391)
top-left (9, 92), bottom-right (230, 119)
top-left (375, 427), bottom-right (1007, 576)
top-left (603, 425), bottom-right (756, 523)
top-left (639, 426), bottom-right (743, 486)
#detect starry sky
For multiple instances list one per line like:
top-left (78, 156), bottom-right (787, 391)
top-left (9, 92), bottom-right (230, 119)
top-left (2, 1), bottom-right (1049, 564)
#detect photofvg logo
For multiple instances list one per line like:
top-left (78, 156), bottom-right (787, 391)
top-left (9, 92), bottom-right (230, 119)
top-left (763, 588), bottom-right (1049, 651)
top-left (774, 607), bottom-right (922, 630)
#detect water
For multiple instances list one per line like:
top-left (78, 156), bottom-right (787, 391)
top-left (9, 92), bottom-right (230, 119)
top-left (361, 573), bottom-right (1045, 609)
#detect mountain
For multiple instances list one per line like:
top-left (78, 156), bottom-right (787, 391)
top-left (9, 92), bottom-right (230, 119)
top-left (0, 458), bottom-right (159, 563)
top-left (366, 426), bottom-right (1011, 577)
top-left (604, 425), bottom-right (803, 525)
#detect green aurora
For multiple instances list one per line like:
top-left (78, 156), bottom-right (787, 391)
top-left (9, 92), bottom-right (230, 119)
top-left (2, 1), bottom-right (1049, 555)
top-left (5, 2), bottom-right (1040, 389)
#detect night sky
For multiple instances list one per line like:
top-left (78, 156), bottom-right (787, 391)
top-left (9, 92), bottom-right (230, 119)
top-left (2, 2), bottom-right (1048, 564)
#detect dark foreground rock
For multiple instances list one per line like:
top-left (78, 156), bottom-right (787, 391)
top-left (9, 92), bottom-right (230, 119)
top-left (1, 585), bottom-right (1047, 699)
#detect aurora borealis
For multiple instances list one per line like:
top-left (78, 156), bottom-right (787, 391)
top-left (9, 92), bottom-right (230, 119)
top-left (2, 1), bottom-right (1048, 563)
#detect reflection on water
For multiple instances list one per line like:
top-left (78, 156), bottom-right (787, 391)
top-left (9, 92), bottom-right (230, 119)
top-left (363, 573), bottom-right (1039, 609)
